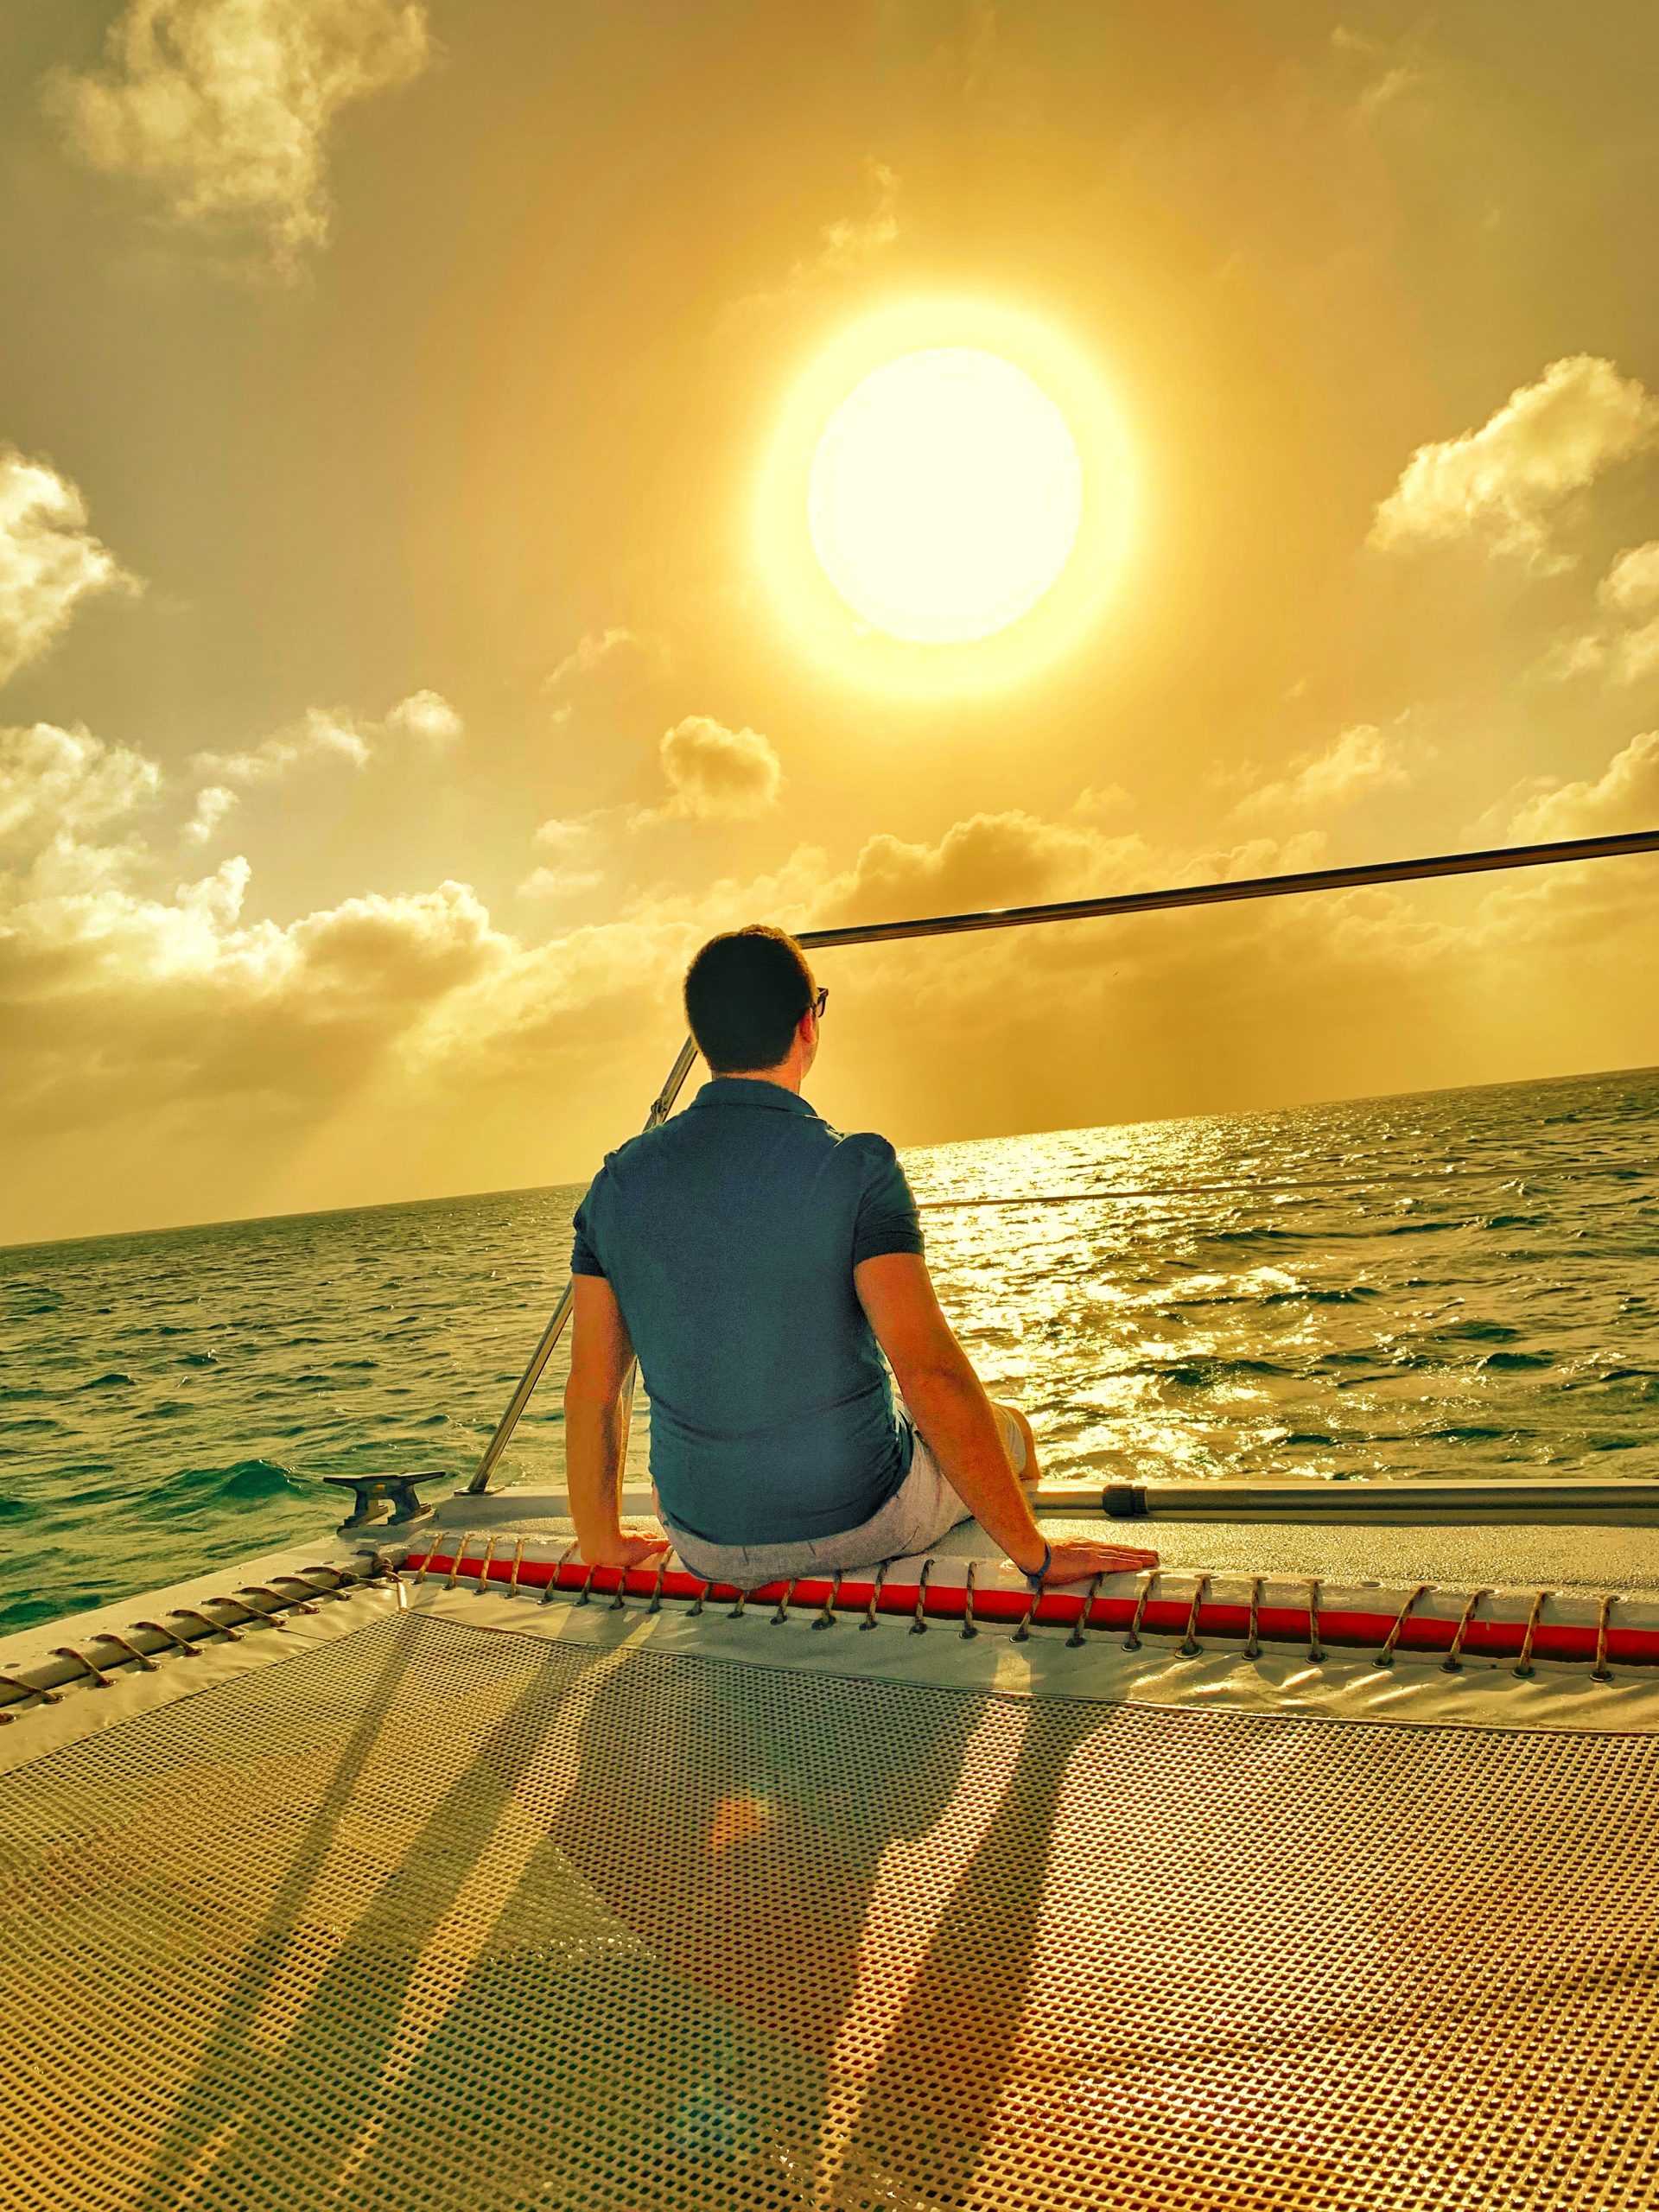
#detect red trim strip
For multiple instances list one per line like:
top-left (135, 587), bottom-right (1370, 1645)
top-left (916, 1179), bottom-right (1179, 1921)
top-left (403, 1554), bottom-right (1659, 1668)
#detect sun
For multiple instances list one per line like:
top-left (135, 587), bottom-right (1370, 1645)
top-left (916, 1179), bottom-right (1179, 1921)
top-left (754, 297), bottom-right (1133, 696)
top-left (807, 349), bottom-right (1084, 645)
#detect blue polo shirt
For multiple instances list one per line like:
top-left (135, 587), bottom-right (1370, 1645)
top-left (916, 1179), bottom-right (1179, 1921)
top-left (569, 1077), bottom-right (925, 1546)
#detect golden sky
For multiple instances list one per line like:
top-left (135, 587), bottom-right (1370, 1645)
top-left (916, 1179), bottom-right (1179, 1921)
top-left (3, 0), bottom-right (1658, 1244)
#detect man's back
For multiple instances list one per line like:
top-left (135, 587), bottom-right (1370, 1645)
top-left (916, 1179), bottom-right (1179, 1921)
top-left (571, 1076), bottom-right (925, 1546)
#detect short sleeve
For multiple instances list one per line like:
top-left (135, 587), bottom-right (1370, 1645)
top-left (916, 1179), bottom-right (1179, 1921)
top-left (850, 1136), bottom-right (925, 1267)
top-left (569, 1173), bottom-right (608, 1278)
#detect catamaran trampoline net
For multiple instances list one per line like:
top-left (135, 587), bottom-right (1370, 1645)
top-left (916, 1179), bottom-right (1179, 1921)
top-left (3, 1612), bottom-right (1658, 2212)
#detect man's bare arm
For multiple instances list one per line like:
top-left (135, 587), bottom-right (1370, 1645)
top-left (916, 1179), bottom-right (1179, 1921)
top-left (855, 1252), bottom-right (1157, 1586)
top-left (564, 1274), bottom-right (670, 1568)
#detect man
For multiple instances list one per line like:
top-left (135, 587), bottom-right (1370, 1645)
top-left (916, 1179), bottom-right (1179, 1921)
top-left (564, 923), bottom-right (1158, 1589)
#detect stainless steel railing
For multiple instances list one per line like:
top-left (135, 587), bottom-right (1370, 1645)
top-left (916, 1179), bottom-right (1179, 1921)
top-left (464, 824), bottom-right (1659, 1493)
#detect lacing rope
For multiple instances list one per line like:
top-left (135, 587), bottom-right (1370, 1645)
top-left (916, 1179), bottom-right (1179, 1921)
top-left (1514, 1588), bottom-right (1551, 1678)
top-left (861, 1560), bottom-right (891, 1630)
top-left (1180, 1574), bottom-right (1210, 1657)
top-left (909, 1559), bottom-right (935, 1636)
top-left (508, 1536), bottom-right (527, 1598)
top-left (730, 1585), bottom-right (753, 1619)
top-left (610, 1558), bottom-right (629, 1610)
top-left (1441, 1587), bottom-right (1491, 1674)
top-left (0, 1672), bottom-right (61, 1710)
top-left (813, 1571), bottom-right (843, 1629)
top-left (474, 1535), bottom-right (499, 1595)
top-left (170, 1606), bottom-right (239, 1643)
top-left (1014, 1580), bottom-right (1040, 1643)
top-left (243, 1581), bottom-right (314, 1618)
top-left (1376, 1583), bottom-right (1429, 1669)
top-left (1243, 1576), bottom-right (1263, 1661)
top-left (960, 1560), bottom-right (979, 1640)
top-left (229, 1591), bottom-right (290, 1630)
top-left (1123, 1570), bottom-right (1156, 1651)
top-left (446, 1534), bottom-right (476, 1592)
top-left (1306, 1579), bottom-right (1325, 1664)
top-left (543, 1541), bottom-right (579, 1605)
top-left (772, 1580), bottom-right (798, 1625)
top-left (133, 1618), bottom-right (200, 1658)
top-left (1066, 1573), bottom-right (1104, 1650)
top-left (690, 1577), bottom-right (709, 1617)
top-left (1593, 1593), bottom-right (1617, 1683)
top-left (577, 1560), bottom-right (601, 1606)
top-left (95, 1632), bottom-right (157, 1675)
top-left (647, 1555), bottom-right (671, 1614)
top-left (51, 1646), bottom-right (112, 1689)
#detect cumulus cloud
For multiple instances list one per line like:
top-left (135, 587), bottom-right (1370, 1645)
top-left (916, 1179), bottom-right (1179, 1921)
top-left (1369, 356), bottom-right (1659, 567)
top-left (0, 448), bottom-right (131, 685)
top-left (182, 783), bottom-right (238, 845)
top-left (1231, 724), bottom-right (1410, 820)
top-left (829, 809), bottom-right (1144, 923)
top-left (520, 817), bottom-right (605, 901)
top-left (651, 716), bottom-right (784, 823)
top-left (193, 690), bottom-right (459, 782)
top-left (0, 722), bottom-right (160, 853)
top-left (1501, 731), bottom-right (1659, 843)
top-left (42, 0), bottom-right (433, 274)
top-left (1539, 541), bottom-right (1659, 686)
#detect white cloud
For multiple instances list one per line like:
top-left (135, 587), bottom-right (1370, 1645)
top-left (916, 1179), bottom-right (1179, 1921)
top-left (193, 689), bottom-right (459, 782)
top-left (385, 688), bottom-right (461, 747)
top-left (182, 783), bottom-right (239, 844)
top-left (1501, 732), bottom-right (1659, 844)
top-left (651, 715), bottom-right (784, 823)
top-left (520, 817), bottom-right (604, 900)
top-left (0, 448), bottom-right (131, 686)
top-left (0, 722), bottom-right (160, 852)
top-left (1539, 541), bottom-right (1659, 687)
top-left (734, 159), bottom-right (899, 313)
top-left (1232, 724), bottom-right (1410, 820)
top-left (1369, 356), bottom-right (1659, 567)
top-left (42, 0), bottom-right (433, 274)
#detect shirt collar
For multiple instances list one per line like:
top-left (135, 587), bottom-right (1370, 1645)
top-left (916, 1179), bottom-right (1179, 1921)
top-left (690, 1076), bottom-right (820, 1117)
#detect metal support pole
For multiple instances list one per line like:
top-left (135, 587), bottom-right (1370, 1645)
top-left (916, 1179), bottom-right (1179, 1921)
top-left (464, 1033), bottom-right (701, 1495)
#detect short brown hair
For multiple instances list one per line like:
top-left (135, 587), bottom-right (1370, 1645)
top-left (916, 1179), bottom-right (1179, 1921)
top-left (684, 925), bottom-right (817, 1074)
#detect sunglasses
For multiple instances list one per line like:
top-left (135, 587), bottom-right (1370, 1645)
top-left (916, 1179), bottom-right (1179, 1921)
top-left (810, 986), bottom-right (829, 1020)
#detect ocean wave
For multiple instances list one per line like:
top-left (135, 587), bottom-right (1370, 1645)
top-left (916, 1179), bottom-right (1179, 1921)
top-left (77, 1370), bottom-right (136, 1390)
top-left (146, 1458), bottom-right (308, 1510)
top-left (1480, 1350), bottom-right (1554, 1371)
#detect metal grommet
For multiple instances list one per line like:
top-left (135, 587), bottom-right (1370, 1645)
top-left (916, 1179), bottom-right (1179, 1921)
top-left (1376, 1582), bottom-right (1428, 1669)
top-left (812, 1570), bottom-right (843, 1629)
top-left (1179, 1573), bottom-right (1210, 1657)
top-left (1065, 1573), bottom-right (1104, 1649)
top-left (1442, 1587), bottom-right (1490, 1674)
top-left (909, 1559), bottom-right (934, 1635)
top-left (1514, 1587), bottom-right (1550, 1678)
top-left (1306, 1579), bottom-right (1325, 1665)
top-left (51, 1646), bottom-right (113, 1689)
top-left (1123, 1570), bottom-right (1156, 1652)
top-left (861, 1560), bottom-right (890, 1630)
top-left (1592, 1592), bottom-right (1616, 1683)
top-left (647, 1555), bottom-right (671, 1613)
top-left (771, 1580), bottom-right (797, 1625)
top-left (960, 1560), bottom-right (979, 1640)
top-left (508, 1536), bottom-right (527, 1598)
top-left (1243, 1576), bottom-right (1263, 1662)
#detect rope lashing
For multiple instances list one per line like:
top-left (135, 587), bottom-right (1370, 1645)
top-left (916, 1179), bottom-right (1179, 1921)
top-left (50, 1646), bottom-right (112, 1689)
top-left (1180, 1574), bottom-right (1210, 1657)
top-left (1066, 1572), bottom-right (1105, 1649)
top-left (1593, 1593), bottom-right (1617, 1683)
top-left (647, 1554), bottom-right (671, 1613)
top-left (508, 1536), bottom-right (527, 1598)
top-left (1243, 1576), bottom-right (1263, 1661)
top-left (169, 1606), bottom-right (240, 1643)
top-left (813, 1570), bottom-right (843, 1628)
top-left (1124, 1570), bottom-right (1157, 1651)
top-left (772, 1580), bottom-right (798, 1625)
top-left (1306, 1580), bottom-right (1325, 1664)
top-left (910, 1558), bottom-right (935, 1636)
top-left (960, 1560), bottom-right (979, 1640)
top-left (543, 1541), bottom-right (578, 1605)
top-left (446, 1535), bottom-right (477, 1592)
top-left (861, 1560), bottom-right (890, 1630)
top-left (1376, 1584), bottom-right (1429, 1669)
top-left (1442, 1588), bottom-right (1491, 1674)
top-left (132, 1618), bottom-right (200, 1658)
top-left (1514, 1588), bottom-right (1550, 1677)
top-left (472, 1535), bottom-right (499, 1596)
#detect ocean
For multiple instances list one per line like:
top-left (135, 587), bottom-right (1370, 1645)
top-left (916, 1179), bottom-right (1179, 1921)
top-left (3, 1065), bottom-right (1656, 1638)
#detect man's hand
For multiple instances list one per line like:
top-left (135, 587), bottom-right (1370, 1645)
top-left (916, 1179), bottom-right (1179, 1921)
top-left (1024, 1536), bottom-right (1160, 1586)
top-left (577, 1523), bottom-right (672, 1571)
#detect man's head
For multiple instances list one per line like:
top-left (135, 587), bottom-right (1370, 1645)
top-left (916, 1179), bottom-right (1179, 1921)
top-left (684, 925), bottom-right (823, 1082)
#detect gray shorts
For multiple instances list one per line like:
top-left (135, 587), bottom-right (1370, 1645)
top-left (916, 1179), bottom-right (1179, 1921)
top-left (662, 1403), bottom-right (1032, 1584)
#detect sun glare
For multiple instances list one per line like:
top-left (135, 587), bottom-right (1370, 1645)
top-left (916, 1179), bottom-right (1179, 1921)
top-left (755, 299), bottom-right (1132, 696)
top-left (807, 349), bottom-right (1084, 644)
